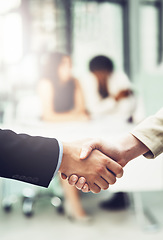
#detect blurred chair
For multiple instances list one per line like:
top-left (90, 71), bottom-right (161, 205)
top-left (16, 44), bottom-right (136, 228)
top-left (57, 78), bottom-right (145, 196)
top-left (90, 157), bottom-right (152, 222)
top-left (1, 176), bottom-right (64, 217)
top-left (1, 95), bottom-right (64, 217)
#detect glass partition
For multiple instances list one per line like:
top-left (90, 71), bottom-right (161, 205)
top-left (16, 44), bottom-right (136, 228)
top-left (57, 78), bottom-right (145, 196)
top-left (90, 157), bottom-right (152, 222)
top-left (73, 1), bottom-right (124, 76)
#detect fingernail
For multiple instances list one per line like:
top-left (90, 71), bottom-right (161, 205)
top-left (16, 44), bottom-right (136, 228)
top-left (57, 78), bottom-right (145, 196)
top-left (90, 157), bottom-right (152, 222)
top-left (71, 176), bottom-right (77, 181)
top-left (80, 150), bottom-right (87, 159)
top-left (79, 178), bottom-right (85, 184)
top-left (117, 174), bottom-right (122, 178)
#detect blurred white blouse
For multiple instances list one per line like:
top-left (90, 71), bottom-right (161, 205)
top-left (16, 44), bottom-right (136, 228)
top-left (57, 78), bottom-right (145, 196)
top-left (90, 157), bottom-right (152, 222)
top-left (82, 71), bottom-right (136, 119)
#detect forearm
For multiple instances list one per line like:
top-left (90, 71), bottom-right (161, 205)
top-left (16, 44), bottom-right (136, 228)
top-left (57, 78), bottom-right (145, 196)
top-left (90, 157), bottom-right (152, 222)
top-left (0, 129), bottom-right (59, 187)
top-left (72, 106), bottom-right (88, 117)
top-left (131, 108), bottom-right (163, 158)
top-left (72, 105), bottom-right (84, 114)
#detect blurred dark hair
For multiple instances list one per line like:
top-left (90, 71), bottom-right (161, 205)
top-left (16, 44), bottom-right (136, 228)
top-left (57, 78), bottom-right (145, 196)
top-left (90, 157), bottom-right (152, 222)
top-left (89, 55), bottom-right (114, 72)
top-left (40, 52), bottom-right (68, 85)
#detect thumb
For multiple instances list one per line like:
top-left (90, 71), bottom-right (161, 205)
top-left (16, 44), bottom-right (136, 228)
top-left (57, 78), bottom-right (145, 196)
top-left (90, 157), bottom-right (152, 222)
top-left (80, 139), bottom-right (102, 160)
top-left (80, 146), bottom-right (93, 159)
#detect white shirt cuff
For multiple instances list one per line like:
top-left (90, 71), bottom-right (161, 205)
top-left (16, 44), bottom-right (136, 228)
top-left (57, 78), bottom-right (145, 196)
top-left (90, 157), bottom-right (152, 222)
top-left (52, 139), bottom-right (63, 178)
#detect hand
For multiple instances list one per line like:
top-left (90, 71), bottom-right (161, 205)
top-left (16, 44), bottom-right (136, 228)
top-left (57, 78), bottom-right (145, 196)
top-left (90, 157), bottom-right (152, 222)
top-left (115, 90), bottom-right (133, 101)
top-left (59, 141), bottom-right (123, 193)
top-left (80, 138), bottom-right (127, 167)
top-left (69, 134), bottom-right (149, 192)
top-left (77, 113), bottom-right (90, 121)
top-left (71, 111), bottom-right (90, 121)
top-left (68, 138), bottom-right (124, 192)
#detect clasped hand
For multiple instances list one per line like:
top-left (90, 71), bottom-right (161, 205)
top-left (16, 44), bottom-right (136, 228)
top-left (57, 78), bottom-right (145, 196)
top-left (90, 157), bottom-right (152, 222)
top-left (61, 133), bottom-right (149, 192)
top-left (59, 139), bottom-right (124, 193)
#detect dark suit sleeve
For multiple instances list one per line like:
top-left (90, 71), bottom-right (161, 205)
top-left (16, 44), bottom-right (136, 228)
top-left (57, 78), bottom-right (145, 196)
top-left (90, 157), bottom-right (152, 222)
top-left (0, 129), bottom-right (60, 187)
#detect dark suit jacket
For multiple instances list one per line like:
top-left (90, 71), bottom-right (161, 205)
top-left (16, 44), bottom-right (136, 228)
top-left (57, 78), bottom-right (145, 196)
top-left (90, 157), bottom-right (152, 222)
top-left (0, 129), bottom-right (59, 187)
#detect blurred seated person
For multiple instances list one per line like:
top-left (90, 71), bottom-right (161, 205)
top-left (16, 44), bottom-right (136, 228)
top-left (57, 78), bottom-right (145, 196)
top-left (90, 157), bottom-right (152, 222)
top-left (38, 52), bottom-right (89, 122)
top-left (84, 55), bottom-right (135, 121)
top-left (38, 52), bottom-right (89, 221)
top-left (84, 55), bottom-right (135, 209)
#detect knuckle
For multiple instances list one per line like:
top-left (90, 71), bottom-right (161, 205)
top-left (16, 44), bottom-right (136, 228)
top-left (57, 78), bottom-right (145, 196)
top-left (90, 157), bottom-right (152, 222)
top-left (94, 188), bottom-right (101, 194)
top-left (90, 174), bottom-right (96, 182)
top-left (110, 177), bottom-right (116, 185)
top-left (102, 183), bottom-right (109, 190)
top-left (102, 158), bottom-right (108, 165)
top-left (106, 160), bottom-right (111, 167)
top-left (118, 168), bottom-right (124, 178)
top-left (116, 165), bottom-right (123, 175)
top-left (96, 165), bottom-right (104, 174)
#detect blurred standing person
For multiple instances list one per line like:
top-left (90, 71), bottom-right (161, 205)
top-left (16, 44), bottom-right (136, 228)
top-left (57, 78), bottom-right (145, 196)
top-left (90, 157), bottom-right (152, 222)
top-left (38, 52), bottom-right (89, 221)
top-left (84, 55), bottom-right (135, 122)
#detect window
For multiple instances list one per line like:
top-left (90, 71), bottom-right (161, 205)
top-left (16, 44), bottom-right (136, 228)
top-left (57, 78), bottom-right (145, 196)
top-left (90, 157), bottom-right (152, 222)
top-left (140, 3), bottom-right (160, 71)
top-left (72, 1), bottom-right (124, 76)
top-left (0, 0), bottom-right (22, 65)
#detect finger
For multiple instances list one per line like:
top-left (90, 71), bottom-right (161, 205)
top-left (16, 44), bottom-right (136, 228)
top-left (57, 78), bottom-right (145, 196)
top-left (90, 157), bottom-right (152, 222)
top-left (101, 167), bottom-right (117, 185)
top-left (75, 177), bottom-right (87, 190)
top-left (94, 177), bottom-right (109, 190)
top-left (82, 183), bottom-right (90, 193)
top-left (89, 183), bottom-right (101, 194)
top-left (61, 173), bottom-right (67, 180)
top-left (80, 146), bottom-right (93, 159)
top-left (106, 160), bottom-right (123, 178)
top-left (68, 175), bottom-right (78, 185)
top-left (117, 172), bottom-right (123, 178)
top-left (80, 139), bottom-right (102, 160)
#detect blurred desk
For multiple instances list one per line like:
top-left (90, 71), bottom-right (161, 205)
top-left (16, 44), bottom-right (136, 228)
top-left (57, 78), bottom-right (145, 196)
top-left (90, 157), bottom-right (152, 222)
top-left (1, 116), bottom-right (163, 193)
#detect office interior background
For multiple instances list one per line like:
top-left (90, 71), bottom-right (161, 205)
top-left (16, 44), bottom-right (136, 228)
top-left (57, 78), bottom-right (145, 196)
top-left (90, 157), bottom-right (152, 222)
top-left (0, 0), bottom-right (163, 239)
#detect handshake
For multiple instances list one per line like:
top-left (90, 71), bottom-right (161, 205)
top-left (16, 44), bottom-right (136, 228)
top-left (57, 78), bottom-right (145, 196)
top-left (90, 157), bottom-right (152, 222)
top-left (59, 133), bottom-right (149, 193)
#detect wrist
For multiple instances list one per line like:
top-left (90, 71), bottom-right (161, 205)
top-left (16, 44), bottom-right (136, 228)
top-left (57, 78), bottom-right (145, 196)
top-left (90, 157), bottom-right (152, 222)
top-left (118, 133), bottom-right (149, 166)
top-left (117, 136), bottom-right (133, 166)
top-left (59, 142), bottom-right (69, 173)
top-left (58, 142), bottom-right (81, 174)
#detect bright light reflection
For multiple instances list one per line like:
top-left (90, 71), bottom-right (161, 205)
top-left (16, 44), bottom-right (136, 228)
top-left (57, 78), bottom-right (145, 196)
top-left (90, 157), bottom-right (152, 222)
top-left (3, 13), bottom-right (23, 64)
top-left (0, 0), bottom-right (21, 14)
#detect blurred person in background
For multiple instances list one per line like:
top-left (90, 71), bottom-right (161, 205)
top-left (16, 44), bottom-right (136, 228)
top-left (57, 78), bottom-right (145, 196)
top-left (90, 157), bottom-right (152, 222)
top-left (83, 55), bottom-right (136, 210)
top-left (84, 55), bottom-right (136, 122)
top-left (38, 52), bottom-right (89, 221)
top-left (38, 52), bottom-right (88, 122)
